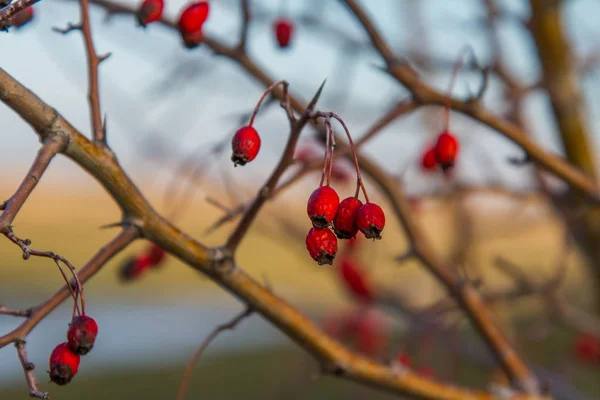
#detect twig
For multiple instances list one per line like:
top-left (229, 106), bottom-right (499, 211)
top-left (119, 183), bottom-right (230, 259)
top-left (0, 305), bottom-right (32, 317)
top-left (237, 0), bottom-right (251, 51)
top-left (176, 306), bottom-right (253, 400)
top-left (15, 340), bottom-right (48, 399)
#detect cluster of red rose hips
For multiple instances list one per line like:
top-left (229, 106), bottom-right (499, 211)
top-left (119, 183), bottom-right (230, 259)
top-left (420, 131), bottom-right (460, 173)
top-left (137, 0), bottom-right (209, 48)
top-left (48, 314), bottom-right (98, 385)
top-left (118, 243), bottom-right (167, 281)
top-left (305, 115), bottom-right (385, 265)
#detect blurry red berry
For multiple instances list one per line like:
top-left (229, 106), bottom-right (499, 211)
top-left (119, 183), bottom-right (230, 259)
top-left (178, 1), bottom-right (209, 34)
top-left (305, 227), bottom-right (338, 265)
top-left (11, 7), bottom-right (34, 28)
top-left (356, 202), bottom-right (385, 239)
top-left (49, 343), bottom-right (80, 385)
top-left (419, 367), bottom-right (435, 379)
top-left (118, 255), bottom-right (151, 281)
top-left (294, 145), bottom-right (317, 163)
top-left (147, 243), bottom-right (166, 266)
top-left (434, 131), bottom-right (459, 170)
top-left (274, 18), bottom-right (294, 48)
top-left (67, 315), bottom-right (99, 355)
top-left (421, 146), bottom-right (437, 171)
top-left (231, 126), bottom-right (261, 166)
top-left (346, 311), bottom-right (388, 356)
top-left (339, 258), bottom-right (372, 302)
top-left (574, 333), bottom-right (600, 364)
top-left (333, 197), bottom-right (362, 239)
top-left (307, 186), bottom-right (339, 228)
top-left (331, 161), bottom-right (353, 184)
top-left (396, 352), bottom-right (411, 368)
top-left (136, 0), bottom-right (164, 26)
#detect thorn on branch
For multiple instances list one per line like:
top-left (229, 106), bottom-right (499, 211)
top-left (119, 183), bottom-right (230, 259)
top-left (52, 23), bottom-right (82, 34)
top-left (99, 52), bottom-right (112, 63)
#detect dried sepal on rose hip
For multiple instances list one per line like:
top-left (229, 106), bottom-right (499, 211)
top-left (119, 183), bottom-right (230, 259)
top-left (231, 126), bottom-right (261, 166)
top-left (306, 227), bottom-right (338, 265)
top-left (434, 131), bottom-right (459, 170)
top-left (333, 197), bottom-right (362, 239)
top-left (356, 202), bottom-right (385, 240)
top-left (178, 1), bottom-right (210, 48)
top-left (136, 0), bottom-right (164, 26)
top-left (67, 315), bottom-right (99, 355)
top-left (273, 18), bottom-right (294, 49)
top-left (49, 343), bottom-right (80, 385)
top-left (307, 186), bottom-right (339, 228)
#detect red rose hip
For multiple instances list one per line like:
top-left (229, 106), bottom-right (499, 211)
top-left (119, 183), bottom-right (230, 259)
top-left (49, 343), bottom-right (80, 385)
top-left (178, 1), bottom-right (209, 48)
top-left (136, 0), bottom-right (164, 26)
top-left (273, 18), bottom-right (294, 48)
top-left (339, 258), bottom-right (372, 302)
top-left (434, 131), bottom-right (459, 170)
top-left (11, 7), bottom-right (34, 28)
top-left (231, 126), bottom-right (261, 166)
top-left (421, 146), bottom-right (437, 171)
top-left (306, 227), bottom-right (338, 265)
top-left (333, 197), bottom-right (362, 239)
top-left (147, 243), bottom-right (166, 266)
top-left (307, 186), bottom-right (339, 228)
top-left (67, 315), bottom-right (99, 355)
top-left (356, 202), bottom-right (385, 239)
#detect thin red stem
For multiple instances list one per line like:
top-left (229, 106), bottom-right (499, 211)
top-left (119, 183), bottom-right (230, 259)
top-left (248, 80), bottom-right (288, 126)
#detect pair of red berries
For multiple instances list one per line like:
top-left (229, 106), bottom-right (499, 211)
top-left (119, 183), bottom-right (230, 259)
top-left (136, 0), bottom-right (209, 48)
top-left (119, 243), bottom-right (167, 281)
top-left (305, 186), bottom-right (385, 265)
top-left (273, 18), bottom-right (294, 49)
top-left (421, 131), bottom-right (460, 171)
top-left (49, 315), bottom-right (98, 385)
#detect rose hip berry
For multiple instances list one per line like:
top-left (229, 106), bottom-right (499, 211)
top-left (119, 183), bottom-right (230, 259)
top-left (434, 131), bottom-right (459, 170)
top-left (274, 18), bottom-right (294, 48)
top-left (49, 343), bottom-right (80, 385)
top-left (574, 333), bottom-right (600, 364)
top-left (136, 0), bottom-right (164, 26)
top-left (147, 243), bottom-right (166, 266)
top-left (306, 227), bottom-right (338, 265)
top-left (231, 126), bottom-right (261, 166)
top-left (67, 315), bottom-right (99, 355)
top-left (339, 258), bottom-right (372, 302)
top-left (333, 197), bottom-right (362, 239)
top-left (178, 1), bottom-right (210, 48)
top-left (307, 186), bottom-right (340, 228)
top-left (11, 7), bottom-right (34, 28)
top-left (421, 146), bottom-right (437, 171)
top-left (356, 202), bottom-right (385, 239)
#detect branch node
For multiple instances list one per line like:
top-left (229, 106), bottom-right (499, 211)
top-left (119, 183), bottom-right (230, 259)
top-left (52, 23), bottom-right (82, 34)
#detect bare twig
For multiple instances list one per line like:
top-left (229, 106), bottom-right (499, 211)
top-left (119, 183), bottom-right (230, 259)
top-left (238, 0), bottom-right (251, 51)
top-left (15, 340), bottom-right (48, 399)
top-left (0, 305), bottom-right (32, 317)
top-left (176, 306), bottom-right (253, 400)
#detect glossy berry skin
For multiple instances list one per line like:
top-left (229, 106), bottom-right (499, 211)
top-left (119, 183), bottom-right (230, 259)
top-left (333, 197), bottom-right (362, 239)
top-left (305, 227), bottom-right (338, 265)
top-left (49, 343), bottom-right (80, 385)
top-left (434, 131), bottom-right (459, 169)
top-left (11, 7), bottom-right (34, 28)
top-left (147, 243), bottom-right (166, 266)
top-left (136, 0), bottom-right (164, 26)
top-left (178, 1), bottom-right (209, 34)
top-left (356, 202), bottom-right (385, 240)
top-left (307, 186), bottom-right (340, 228)
top-left (231, 126), bottom-right (261, 166)
top-left (339, 258), bottom-right (372, 302)
top-left (67, 315), bottom-right (99, 355)
top-left (274, 18), bottom-right (294, 48)
top-left (421, 146), bottom-right (437, 171)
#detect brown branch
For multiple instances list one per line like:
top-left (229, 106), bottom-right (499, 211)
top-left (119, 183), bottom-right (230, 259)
top-left (0, 226), bottom-right (139, 348)
top-left (0, 65), bottom-right (553, 400)
top-left (0, 0), bottom-right (40, 26)
top-left (78, 0), bottom-right (109, 143)
top-left (237, 0), bottom-right (251, 51)
top-left (339, 0), bottom-right (600, 204)
top-left (0, 136), bottom-right (67, 232)
top-left (0, 305), bottom-right (32, 317)
top-left (15, 340), bottom-right (48, 399)
top-left (176, 306), bottom-right (253, 400)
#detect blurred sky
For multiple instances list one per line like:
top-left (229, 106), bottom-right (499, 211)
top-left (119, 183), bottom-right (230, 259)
top-left (1, 0), bottom-right (600, 194)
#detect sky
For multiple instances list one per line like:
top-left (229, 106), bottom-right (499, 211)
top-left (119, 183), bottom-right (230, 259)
top-left (1, 0), bottom-right (599, 195)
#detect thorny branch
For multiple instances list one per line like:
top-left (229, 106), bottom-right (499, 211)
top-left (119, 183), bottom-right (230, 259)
top-left (176, 306), bottom-right (254, 400)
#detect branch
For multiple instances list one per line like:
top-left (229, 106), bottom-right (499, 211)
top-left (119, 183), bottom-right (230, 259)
top-left (0, 226), bottom-right (139, 348)
top-left (237, 0), bottom-right (251, 51)
top-left (339, 0), bottom-right (600, 204)
top-left (15, 340), bottom-right (48, 399)
top-left (0, 66), bottom-right (552, 400)
top-left (0, 136), bottom-right (67, 232)
top-left (0, 305), bottom-right (32, 317)
top-left (176, 306), bottom-right (253, 400)
top-left (0, 0), bottom-right (39, 26)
